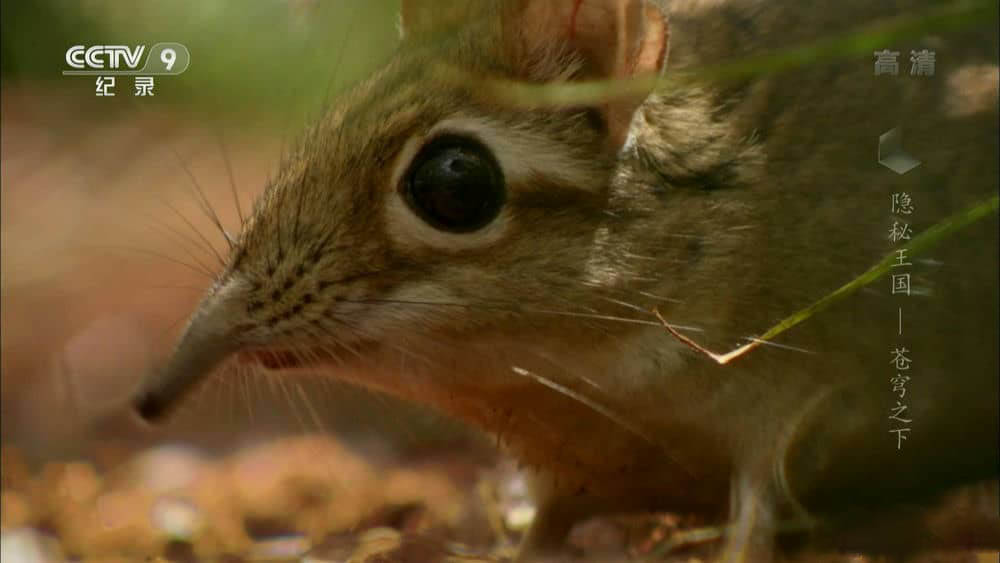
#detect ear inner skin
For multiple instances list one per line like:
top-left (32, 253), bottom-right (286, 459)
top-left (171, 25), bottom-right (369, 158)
top-left (502, 0), bottom-right (671, 150)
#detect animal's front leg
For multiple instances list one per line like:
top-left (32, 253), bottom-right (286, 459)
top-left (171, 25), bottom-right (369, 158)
top-left (514, 474), bottom-right (600, 562)
top-left (515, 502), bottom-right (578, 561)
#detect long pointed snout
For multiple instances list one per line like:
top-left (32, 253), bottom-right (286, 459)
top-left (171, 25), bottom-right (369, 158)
top-left (131, 286), bottom-right (243, 422)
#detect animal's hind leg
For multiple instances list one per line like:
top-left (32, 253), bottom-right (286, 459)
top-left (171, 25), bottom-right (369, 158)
top-left (717, 468), bottom-right (779, 563)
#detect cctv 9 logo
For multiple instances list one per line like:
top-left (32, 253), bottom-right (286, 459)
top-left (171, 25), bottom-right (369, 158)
top-left (64, 42), bottom-right (190, 75)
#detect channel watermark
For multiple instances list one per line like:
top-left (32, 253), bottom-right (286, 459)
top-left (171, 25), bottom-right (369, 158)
top-left (63, 43), bottom-right (190, 97)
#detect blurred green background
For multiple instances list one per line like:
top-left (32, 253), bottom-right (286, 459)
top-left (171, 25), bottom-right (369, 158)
top-left (1, 0), bottom-right (402, 131)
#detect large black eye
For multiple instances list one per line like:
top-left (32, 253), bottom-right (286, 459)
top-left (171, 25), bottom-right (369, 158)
top-left (402, 134), bottom-right (505, 233)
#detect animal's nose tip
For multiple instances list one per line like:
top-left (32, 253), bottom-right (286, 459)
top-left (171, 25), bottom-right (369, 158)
top-left (126, 284), bottom-right (247, 424)
top-left (128, 359), bottom-right (211, 424)
top-left (131, 391), bottom-right (169, 423)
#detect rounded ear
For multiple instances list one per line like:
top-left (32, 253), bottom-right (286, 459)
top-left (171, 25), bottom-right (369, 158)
top-left (503, 0), bottom-right (670, 150)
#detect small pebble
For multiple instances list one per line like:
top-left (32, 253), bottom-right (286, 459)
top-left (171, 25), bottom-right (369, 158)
top-left (504, 504), bottom-right (536, 532)
top-left (150, 497), bottom-right (202, 540)
top-left (248, 533), bottom-right (311, 560)
top-left (132, 444), bottom-right (206, 494)
top-left (0, 528), bottom-right (65, 563)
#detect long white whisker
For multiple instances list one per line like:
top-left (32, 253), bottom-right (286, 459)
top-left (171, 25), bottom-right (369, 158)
top-left (342, 298), bottom-right (705, 332)
top-left (509, 365), bottom-right (694, 479)
top-left (740, 337), bottom-right (816, 355)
